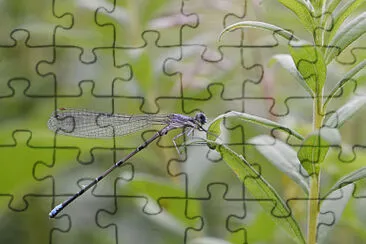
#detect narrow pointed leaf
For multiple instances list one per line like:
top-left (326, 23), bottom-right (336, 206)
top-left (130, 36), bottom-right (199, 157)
top-left (325, 12), bottom-right (366, 64)
top-left (324, 95), bottom-right (366, 128)
top-left (317, 183), bottom-right (355, 243)
top-left (324, 60), bottom-right (366, 107)
top-left (297, 128), bottom-right (341, 174)
top-left (289, 41), bottom-right (327, 95)
top-left (250, 135), bottom-right (309, 194)
top-left (317, 157), bottom-right (366, 243)
top-left (317, 0), bottom-right (326, 12)
top-left (286, 0), bottom-right (315, 12)
top-left (270, 54), bottom-right (314, 96)
top-left (325, 0), bottom-right (366, 44)
top-left (206, 140), bottom-right (306, 244)
top-left (219, 21), bottom-right (300, 42)
top-left (278, 0), bottom-right (315, 33)
top-left (207, 111), bottom-right (304, 146)
top-left (325, 0), bottom-right (342, 14)
top-left (327, 167), bottom-right (366, 194)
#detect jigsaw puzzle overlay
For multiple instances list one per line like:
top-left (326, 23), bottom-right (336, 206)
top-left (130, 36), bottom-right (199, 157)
top-left (0, 0), bottom-right (365, 243)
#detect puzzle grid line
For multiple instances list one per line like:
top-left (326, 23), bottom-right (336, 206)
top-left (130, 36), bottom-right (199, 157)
top-left (0, 0), bottom-right (365, 244)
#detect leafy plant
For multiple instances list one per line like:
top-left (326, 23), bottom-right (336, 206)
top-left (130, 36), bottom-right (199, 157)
top-left (204, 1), bottom-right (366, 243)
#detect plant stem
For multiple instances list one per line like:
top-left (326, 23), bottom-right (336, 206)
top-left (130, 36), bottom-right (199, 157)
top-left (307, 97), bottom-right (324, 243)
top-left (307, 172), bottom-right (320, 244)
top-left (313, 96), bottom-right (324, 130)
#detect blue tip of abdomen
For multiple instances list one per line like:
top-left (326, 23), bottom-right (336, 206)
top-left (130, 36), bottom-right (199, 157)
top-left (49, 204), bottom-right (63, 218)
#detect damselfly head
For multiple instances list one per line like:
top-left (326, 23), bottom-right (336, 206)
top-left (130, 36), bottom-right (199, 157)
top-left (195, 112), bottom-right (207, 125)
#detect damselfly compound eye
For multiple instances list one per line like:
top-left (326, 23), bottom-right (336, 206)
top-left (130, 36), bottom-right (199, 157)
top-left (195, 112), bottom-right (207, 125)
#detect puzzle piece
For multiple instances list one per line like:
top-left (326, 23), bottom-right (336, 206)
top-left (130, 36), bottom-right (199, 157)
top-left (112, 1), bottom-right (194, 47)
top-left (35, 82), bottom-right (117, 165)
top-left (0, 196), bottom-right (70, 244)
top-left (0, 30), bottom-right (55, 97)
top-left (164, 45), bottom-right (264, 115)
top-left (0, 131), bottom-right (53, 210)
top-left (34, 146), bottom-right (133, 196)
top-left (181, 0), bottom-right (248, 48)
top-left (97, 174), bottom-right (202, 244)
top-left (36, 146), bottom-right (133, 242)
top-left (0, 0), bottom-right (71, 46)
top-left (168, 128), bottom-right (248, 199)
top-left (243, 64), bottom-right (314, 117)
top-left (37, 47), bottom-right (132, 95)
top-left (53, 0), bottom-right (116, 62)
top-left (113, 31), bottom-right (182, 113)
top-left (185, 184), bottom-right (247, 243)
top-left (49, 190), bottom-right (116, 244)
top-left (0, 79), bottom-right (55, 143)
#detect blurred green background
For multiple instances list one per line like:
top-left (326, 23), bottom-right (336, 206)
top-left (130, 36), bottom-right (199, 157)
top-left (0, 0), bottom-right (365, 243)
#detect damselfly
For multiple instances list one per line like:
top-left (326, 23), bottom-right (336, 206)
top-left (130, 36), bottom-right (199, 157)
top-left (48, 108), bottom-right (207, 218)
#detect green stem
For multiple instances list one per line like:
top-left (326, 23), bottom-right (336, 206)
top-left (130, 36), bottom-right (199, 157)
top-left (313, 96), bottom-right (324, 130)
top-left (308, 97), bottom-right (324, 244)
top-left (307, 172), bottom-right (320, 244)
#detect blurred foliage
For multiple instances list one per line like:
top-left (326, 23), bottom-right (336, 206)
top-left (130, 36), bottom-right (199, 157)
top-left (0, 0), bottom-right (365, 244)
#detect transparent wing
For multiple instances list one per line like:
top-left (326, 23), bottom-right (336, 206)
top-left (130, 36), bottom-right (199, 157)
top-left (47, 108), bottom-right (169, 138)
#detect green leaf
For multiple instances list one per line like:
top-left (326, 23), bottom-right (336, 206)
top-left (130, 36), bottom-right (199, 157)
top-left (297, 127), bottom-right (341, 174)
top-left (327, 167), bottom-right (366, 194)
top-left (270, 54), bottom-right (314, 96)
top-left (324, 12), bottom-right (366, 64)
top-left (292, 0), bottom-right (315, 11)
top-left (207, 111), bottom-right (304, 146)
top-left (316, 158), bottom-right (366, 242)
top-left (219, 21), bottom-right (300, 42)
top-left (278, 0), bottom-right (316, 33)
top-left (250, 135), bottom-right (309, 194)
top-left (288, 41), bottom-right (327, 95)
top-left (206, 141), bottom-right (306, 244)
top-left (324, 60), bottom-right (366, 108)
top-left (317, 183), bottom-right (355, 243)
top-left (325, 0), bottom-right (366, 45)
top-left (325, 0), bottom-right (342, 14)
top-left (317, 0), bottom-right (326, 13)
top-left (324, 95), bottom-right (366, 128)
